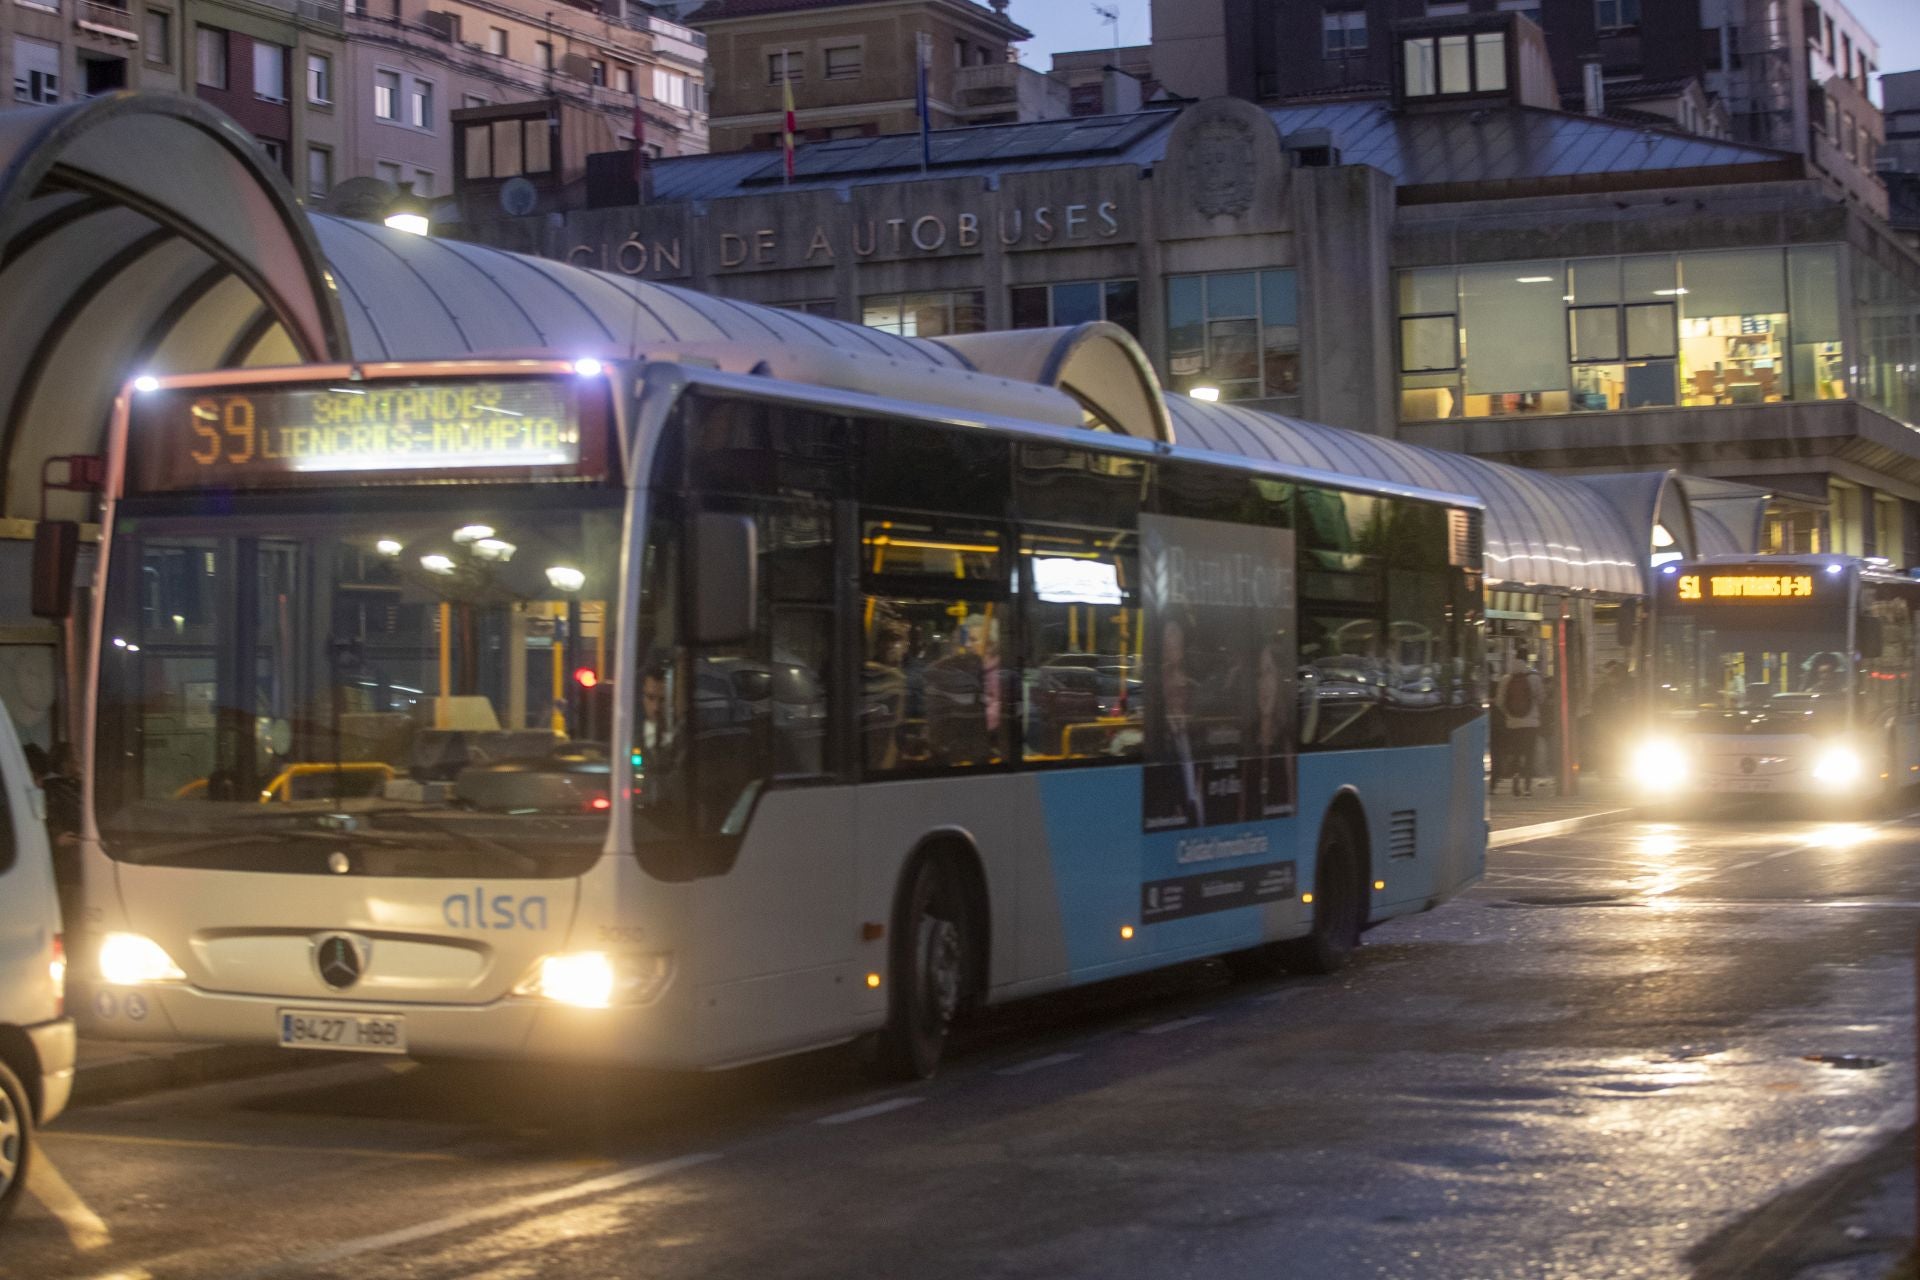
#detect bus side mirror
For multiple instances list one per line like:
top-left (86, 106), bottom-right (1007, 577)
top-left (694, 513), bottom-right (758, 646)
top-left (31, 521), bottom-right (78, 619)
top-left (1861, 616), bottom-right (1885, 659)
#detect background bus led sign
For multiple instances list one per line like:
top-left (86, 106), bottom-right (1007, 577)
top-left (128, 378), bottom-right (610, 490)
top-left (1676, 573), bottom-right (1818, 601)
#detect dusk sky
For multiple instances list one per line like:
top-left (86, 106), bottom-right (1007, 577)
top-left (1006, 0), bottom-right (1920, 102)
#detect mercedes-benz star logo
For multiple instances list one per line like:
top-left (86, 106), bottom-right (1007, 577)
top-left (315, 934), bottom-right (366, 991)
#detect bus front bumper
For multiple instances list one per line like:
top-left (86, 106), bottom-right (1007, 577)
top-left (75, 980), bottom-right (703, 1071)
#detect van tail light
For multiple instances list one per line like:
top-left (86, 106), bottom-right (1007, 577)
top-left (50, 934), bottom-right (66, 1018)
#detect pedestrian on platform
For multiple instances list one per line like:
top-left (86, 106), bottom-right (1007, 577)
top-left (1495, 645), bottom-right (1546, 796)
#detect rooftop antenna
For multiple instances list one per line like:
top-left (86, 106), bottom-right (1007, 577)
top-left (1092, 2), bottom-right (1119, 51)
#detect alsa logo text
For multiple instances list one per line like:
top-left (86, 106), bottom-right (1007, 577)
top-left (442, 889), bottom-right (550, 931)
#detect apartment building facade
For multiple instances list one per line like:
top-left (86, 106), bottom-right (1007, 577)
top-left (689, 0), bottom-right (1063, 152)
top-left (4, 0), bottom-right (706, 211)
top-left (1150, 0), bottom-right (1885, 212)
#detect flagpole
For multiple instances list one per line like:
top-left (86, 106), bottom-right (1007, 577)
top-left (782, 68), bottom-right (796, 186)
top-left (915, 30), bottom-right (932, 174)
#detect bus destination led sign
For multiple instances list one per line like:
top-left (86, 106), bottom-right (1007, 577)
top-left (129, 379), bottom-right (604, 491)
top-left (1676, 573), bottom-right (1817, 601)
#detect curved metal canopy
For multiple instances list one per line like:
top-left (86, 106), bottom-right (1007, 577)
top-left (1166, 395), bottom-right (1647, 596)
top-left (0, 94), bottom-right (349, 518)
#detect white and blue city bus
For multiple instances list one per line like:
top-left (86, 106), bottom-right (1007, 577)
top-left (78, 352), bottom-right (1488, 1078)
top-left (1638, 553), bottom-right (1920, 803)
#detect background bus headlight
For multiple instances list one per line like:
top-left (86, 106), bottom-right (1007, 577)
top-left (1811, 746), bottom-right (1864, 786)
top-left (515, 951), bottom-right (672, 1008)
top-left (1630, 739), bottom-right (1690, 792)
top-left (99, 932), bottom-right (186, 985)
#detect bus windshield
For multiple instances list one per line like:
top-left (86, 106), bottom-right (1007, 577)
top-left (1655, 607), bottom-right (1852, 722)
top-left (93, 491), bottom-right (623, 875)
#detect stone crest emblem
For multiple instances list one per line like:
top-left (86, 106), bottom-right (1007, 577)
top-left (1190, 117), bottom-right (1256, 218)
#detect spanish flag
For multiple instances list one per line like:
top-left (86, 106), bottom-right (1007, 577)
top-left (782, 75), bottom-right (796, 185)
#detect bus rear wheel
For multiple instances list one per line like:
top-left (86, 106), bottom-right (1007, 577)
top-left (0, 1056), bottom-right (33, 1225)
top-left (873, 855), bottom-right (971, 1081)
top-left (1279, 812), bottom-right (1365, 976)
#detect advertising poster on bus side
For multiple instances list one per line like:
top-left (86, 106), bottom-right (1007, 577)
top-left (1139, 513), bottom-right (1297, 834)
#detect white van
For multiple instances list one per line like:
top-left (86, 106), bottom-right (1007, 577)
top-left (0, 707), bottom-right (72, 1225)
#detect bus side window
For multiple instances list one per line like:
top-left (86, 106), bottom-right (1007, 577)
top-left (1019, 526), bottom-right (1142, 764)
top-left (1298, 486), bottom-right (1387, 751)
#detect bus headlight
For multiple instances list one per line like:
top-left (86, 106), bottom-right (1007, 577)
top-left (515, 951), bottom-right (672, 1008)
top-left (1811, 746), bottom-right (1864, 786)
top-left (1630, 739), bottom-right (1690, 792)
top-left (99, 932), bottom-right (186, 985)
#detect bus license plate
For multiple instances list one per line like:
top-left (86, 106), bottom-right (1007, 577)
top-left (1715, 777), bottom-right (1775, 793)
top-left (278, 1010), bottom-right (407, 1054)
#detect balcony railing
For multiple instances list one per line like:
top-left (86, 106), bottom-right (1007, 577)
top-left (75, 0), bottom-right (137, 38)
top-left (243, 0), bottom-right (344, 26)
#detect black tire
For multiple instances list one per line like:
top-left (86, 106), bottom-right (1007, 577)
top-left (1279, 811), bottom-right (1365, 976)
top-left (873, 855), bottom-right (971, 1082)
top-left (0, 1056), bottom-right (33, 1227)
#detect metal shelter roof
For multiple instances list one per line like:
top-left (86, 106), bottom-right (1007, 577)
top-left (643, 100), bottom-right (1798, 204)
top-left (1165, 395), bottom-right (1647, 596)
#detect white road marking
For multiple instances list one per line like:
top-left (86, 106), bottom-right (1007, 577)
top-left (1140, 1015), bottom-right (1212, 1036)
top-left (26, 1150), bottom-right (111, 1252)
top-left (267, 1151), bottom-right (720, 1274)
top-left (814, 1097), bottom-right (923, 1126)
top-left (995, 1052), bottom-right (1081, 1076)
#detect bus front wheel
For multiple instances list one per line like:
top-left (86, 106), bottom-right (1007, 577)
top-left (1279, 812), bottom-right (1365, 976)
top-left (873, 855), bottom-right (971, 1081)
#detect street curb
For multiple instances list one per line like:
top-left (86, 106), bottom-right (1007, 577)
top-left (72, 1043), bottom-right (315, 1109)
top-left (1489, 805), bottom-right (1639, 848)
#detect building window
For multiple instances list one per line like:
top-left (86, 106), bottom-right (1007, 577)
top-left (654, 68), bottom-right (687, 108)
top-left (375, 160), bottom-right (403, 186)
top-left (305, 52), bottom-right (331, 105)
top-left (825, 45), bottom-right (862, 78)
top-left (195, 26), bottom-right (226, 90)
top-left (1396, 247), bottom-right (1851, 422)
top-left (409, 79), bottom-right (433, 129)
top-left (1403, 31), bottom-right (1505, 96)
top-left (777, 299), bottom-right (838, 318)
top-left (258, 138), bottom-right (285, 170)
top-left (1010, 280), bottom-right (1141, 339)
top-left (1842, 110), bottom-right (1856, 160)
top-left (412, 170), bottom-right (433, 196)
top-left (487, 27), bottom-right (507, 56)
top-left (1595, 0), bottom-right (1639, 31)
top-left (374, 69), bottom-right (399, 120)
top-left (461, 117), bottom-right (553, 181)
top-left (1166, 270), bottom-right (1301, 406)
top-left (862, 291), bottom-right (986, 338)
top-left (463, 93), bottom-right (488, 108)
top-left (1425, 1), bottom-right (1468, 13)
top-left (536, 41), bottom-right (553, 71)
top-left (590, 59), bottom-right (606, 87)
top-left (81, 54), bottom-right (126, 96)
top-left (615, 65), bottom-right (633, 94)
top-left (1496, 0), bottom-right (1540, 16)
top-left (306, 145), bottom-right (331, 198)
top-left (768, 49), bottom-right (801, 84)
top-left (13, 37), bottom-right (60, 104)
top-left (252, 43), bottom-right (286, 102)
top-left (1322, 8), bottom-right (1367, 58)
top-left (145, 11), bottom-right (171, 64)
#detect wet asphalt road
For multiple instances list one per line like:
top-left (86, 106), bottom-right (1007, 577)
top-left (6, 807), bottom-right (1919, 1280)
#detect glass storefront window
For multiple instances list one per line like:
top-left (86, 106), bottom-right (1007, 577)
top-left (1459, 261), bottom-right (1569, 416)
top-left (1678, 250), bottom-right (1788, 407)
top-left (1009, 279), bottom-right (1140, 337)
top-left (861, 290), bottom-right (985, 338)
top-left (1165, 269), bottom-right (1302, 409)
top-left (1855, 251), bottom-right (1920, 427)
top-left (1397, 246), bottom-right (1853, 422)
